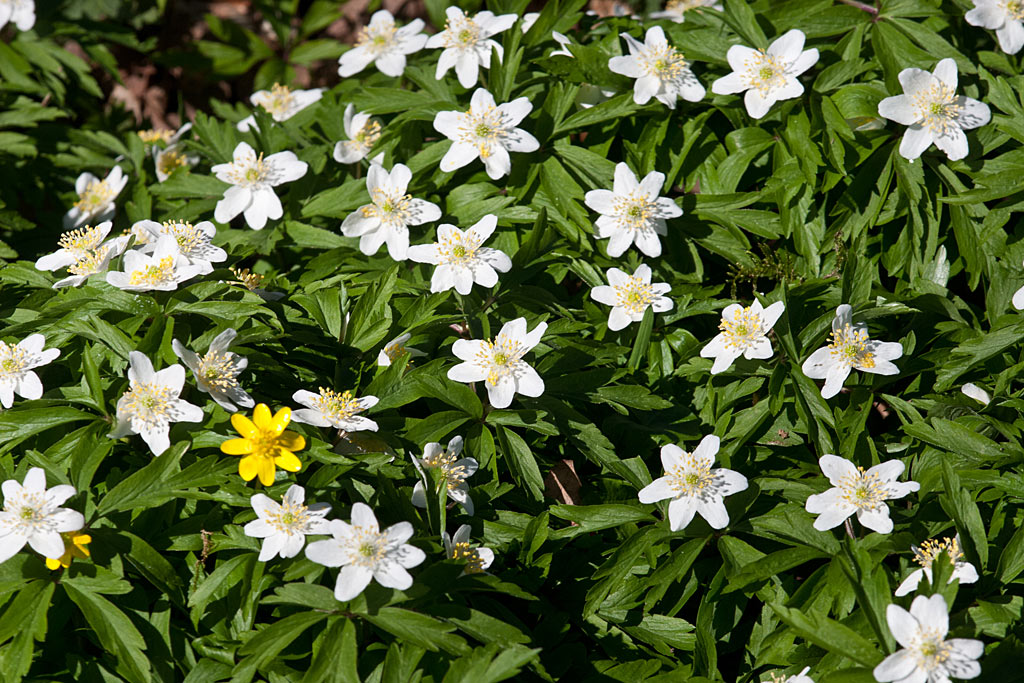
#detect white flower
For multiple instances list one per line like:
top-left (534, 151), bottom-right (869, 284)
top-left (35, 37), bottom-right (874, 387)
top-left (110, 351), bottom-right (204, 456)
top-left (305, 502), bottom-right (426, 601)
top-left (551, 31), bottom-right (574, 57)
top-left (237, 84), bottom-right (324, 132)
top-left (35, 221), bottom-right (114, 272)
top-left (425, 7), bottom-right (517, 88)
top-left (442, 524), bottom-right (494, 575)
top-left (333, 104), bottom-right (381, 164)
top-left (608, 26), bottom-right (705, 108)
top-left (212, 141), bottom-right (308, 230)
top-left (584, 162), bottom-right (681, 258)
top-left (339, 10), bottom-right (428, 77)
top-left (171, 328), bottom-right (254, 412)
top-left (0, 467), bottom-right (83, 564)
top-left (52, 240), bottom-right (128, 289)
top-left (1014, 263), bottom-right (1024, 309)
top-left (411, 436), bottom-right (477, 515)
top-left (433, 88), bottom-right (539, 180)
top-left (966, 0), bottom-right (1024, 54)
top-left (130, 219), bottom-right (227, 274)
top-left (290, 387), bottom-right (379, 432)
top-left (0, 334), bottom-right (60, 409)
top-left (877, 58), bottom-right (991, 162)
top-left (801, 304), bottom-right (903, 399)
top-left (894, 536), bottom-right (979, 597)
top-left (149, 123), bottom-right (197, 182)
top-left (342, 163), bottom-right (441, 260)
top-left (244, 484), bottom-right (331, 562)
top-left (650, 0), bottom-right (723, 22)
top-left (0, 0), bottom-right (35, 31)
top-left (106, 236), bottom-right (204, 292)
top-left (638, 435), bottom-right (748, 531)
top-left (762, 667), bottom-right (814, 683)
top-left (961, 383), bottom-right (991, 405)
top-left (701, 300), bottom-right (785, 374)
top-left (874, 594), bottom-right (983, 683)
top-left (590, 264), bottom-right (673, 331)
top-left (711, 29), bottom-right (819, 119)
top-left (64, 166), bottom-right (128, 229)
top-left (378, 333), bottom-right (426, 367)
top-left (448, 317), bottom-right (546, 409)
top-left (407, 214), bottom-right (511, 295)
top-left (521, 12), bottom-right (539, 32)
top-left (805, 455), bottom-right (920, 534)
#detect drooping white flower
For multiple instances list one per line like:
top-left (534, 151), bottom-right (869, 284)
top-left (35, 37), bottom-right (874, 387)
top-left (650, 0), bottom-right (723, 22)
top-left (411, 436), bottom-right (477, 515)
top-left (448, 317), bottom-right (546, 409)
top-left (244, 484), bottom-right (331, 562)
top-left (338, 10), bottom-right (428, 78)
top-left (584, 162), bottom-right (681, 258)
top-left (35, 221), bottom-right (114, 272)
top-left (433, 88), bottom-right (539, 180)
top-left (442, 524), bottom-right (494, 575)
top-left (966, 0), bottom-right (1024, 54)
top-left (110, 351), bottom-right (204, 456)
top-left (805, 455), bottom-right (920, 534)
top-left (711, 29), bottom-right (819, 119)
top-left (0, 334), bottom-right (60, 409)
top-left (236, 84), bottom-right (324, 132)
top-left (590, 264), bottom-right (673, 331)
top-left (333, 104), bottom-right (382, 164)
top-left (0, 467), bottom-right (83, 565)
top-left (51, 238), bottom-right (128, 289)
top-left (305, 502), bottom-right (426, 601)
top-left (148, 123), bottom-right (197, 182)
top-left (171, 328), bottom-right (254, 412)
top-left (874, 594), bottom-right (983, 683)
top-left (608, 26), bottom-right (705, 108)
top-left (290, 387), bottom-right (379, 432)
top-left (0, 0), bottom-right (35, 31)
top-left (961, 383), bottom-right (992, 405)
top-left (341, 163), bottom-right (441, 260)
top-left (701, 300), bottom-right (785, 374)
top-left (801, 304), bottom-right (903, 399)
top-left (64, 166), bottom-right (128, 229)
top-left (130, 219), bottom-right (227, 274)
top-left (638, 435), bottom-right (748, 531)
top-left (425, 6), bottom-right (518, 88)
top-left (212, 141), bottom-right (308, 230)
top-left (407, 214), bottom-right (511, 295)
top-left (378, 333), bottom-right (426, 367)
top-left (761, 667), bottom-right (814, 683)
top-left (105, 236), bottom-right (204, 292)
top-left (894, 536), bottom-right (979, 597)
top-left (877, 58), bottom-right (991, 162)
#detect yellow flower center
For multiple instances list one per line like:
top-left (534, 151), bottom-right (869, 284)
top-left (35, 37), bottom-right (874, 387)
top-left (838, 467), bottom-right (888, 511)
top-left (67, 245), bottom-right (112, 277)
top-left (743, 52), bottom-right (786, 94)
top-left (612, 193), bottom-right (656, 231)
top-left (1004, 0), bottom-right (1024, 18)
top-left (254, 83), bottom-right (295, 117)
top-left (475, 337), bottom-right (525, 387)
top-left (138, 129), bottom-right (174, 144)
top-left (444, 15), bottom-right (481, 48)
top-left (613, 275), bottom-right (656, 315)
top-left (451, 541), bottom-right (487, 574)
top-left (198, 351), bottom-right (240, 393)
top-left (913, 537), bottom-right (963, 569)
top-left (828, 323), bottom-right (875, 369)
top-left (911, 82), bottom-right (963, 137)
top-left (226, 153), bottom-right (269, 187)
top-left (666, 452), bottom-right (714, 496)
top-left (644, 44), bottom-right (688, 80)
top-left (74, 178), bottom-right (116, 213)
top-left (356, 20), bottom-right (398, 54)
top-left (422, 447), bottom-right (471, 491)
top-left (128, 256), bottom-right (177, 287)
top-left (266, 501), bottom-right (309, 534)
top-left (58, 224), bottom-right (104, 252)
top-left (158, 149), bottom-right (188, 176)
top-left (0, 344), bottom-right (28, 375)
top-left (911, 627), bottom-right (953, 669)
top-left (230, 267), bottom-right (264, 291)
top-left (720, 306), bottom-right (766, 350)
top-left (353, 120), bottom-right (382, 147)
top-left (311, 388), bottom-right (364, 423)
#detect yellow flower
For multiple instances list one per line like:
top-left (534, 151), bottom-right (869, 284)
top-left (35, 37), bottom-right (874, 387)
top-left (46, 531), bottom-right (92, 571)
top-left (220, 404), bottom-right (305, 486)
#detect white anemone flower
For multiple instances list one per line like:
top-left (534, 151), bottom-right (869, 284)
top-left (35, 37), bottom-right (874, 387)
top-left (131, 219), bottom-right (227, 275)
top-left (0, 334), bottom-right (60, 409)
top-left (762, 668), bottom-right (814, 683)
top-left (305, 502), bottom-right (426, 602)
top-left (590, 264), bottom-right (673, 331)
top-left (333, 104), bottom-right (382, 164)
top-left (378, 333), bottom-right (426, 367)
top-left (105, 236), bottom-right (204, 292)
top-left (425, 6), bottom-right (518, 88)
top-left (650, 0), bottom-right (723, 22)
top-left (877, 58), bottom-right (991, 162)
top-left (701, 300), bottom-right (785, 374)
top-left (171, 328), bottom-right (254, 412)
top-left (894, 536), bottom-right (979, 597)
top-left (244, 485), bottom-right (331, 562)
top-left (407, 214), bottom-right (511, 295)
top-left (608, 26), bottom-right (705, 108)
top-left (966, 0), bottom-right (1024, 54)
top-left (874, 594), bottom-right (983, 683)
top-left (148, 123), bottom-right (197, 182)
top-left (638, 435), bottom-right (748, 531)
top-left (584, 162), bottom-right (682, 258)
top-left (35, 221), bottom-right (114, 272)
top-left (805, 454), bottom-right (920, 534)
top-left (411, 436), bottom-right (477, 515)
top-left (442, 524), bottom-right (494, 575)
top-left (448, 317), bottom-right (547, 409)
top-left (110, 351), bottom-right (204, 456)
top-left (711, 29), bottom-right (819, 119)
top-left (341, 163), bottom-right (442, 260)
top-left (64, 166), bottom-right (128, 229)
top-left (801, 304), bottom-right (903, 399)
top-left (212, 141), bottom-right (308, 230)
top-left (339, 10), bottom-right (428, 77)
top-left (0, 0), bottom-right (35, 31)
top-left (52, 241), bottom-right (127, 289)
top-left (433, 88), bottom-right (539, 180)
top-left (237, 84), bottom-right (324, 132)
top-left (291, 387), bottom-right (379, 432)
top-left (0, 468), bottom-right (83, 564)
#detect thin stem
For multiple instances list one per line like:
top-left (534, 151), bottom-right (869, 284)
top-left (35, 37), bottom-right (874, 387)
top-left (836, 0), bottom-right (878, 15)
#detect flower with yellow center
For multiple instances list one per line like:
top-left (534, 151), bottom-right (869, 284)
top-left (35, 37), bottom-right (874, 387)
top-left (339, 9), bottom-right (428, 78)
top-left (425, 6), bottom-right (517, 87)
top-left (131, 219), bottom-right (227, 274)
top-left (650, 0), bottom-right (723, 22)
top-left (895, 535), bottom-right (979, 597)
top-left (407, 214), bottom-right (512, 295)
top-left (212, 141), bottom-right (308, 230)
top-left (51, 239), bottom-right (127, 289)
top-left (105, 236), bottom-right (204, 292)
top-left (966, 0), bottom-right (1024, 55)
top-left (378, 332), bottom-right (426, 367)
top-left (442, 524), bottom-right (494, 576)
top-left (64, 166), bottom-right (128, 229)
top-left (638, 435), bottom-right (748, 531)
top-left (221, 404), bottom-right (306, 486)
top-left (172, 328), bottom-right (254, 412)
top-left (874, 595), bottom-right (982, 683)
top-left (291, 387), bottom-right (379, 432)
top-left (138, 129), bottom-right (175, 144)
top-left (805, 454), bottom-right (919, 534)
top-left (244, 485), bottom-right (331, 561)
top-left (45, 530), bottom-right (92, 570)
top-left (802, 304), bottom-right (903, 399)
top-left (236, 84), bottom-right (324, 132)
top-left (0, 467), bottom-right (84, 565)
top-left (701, 299), bottom-right (785, 374)
top-left (35, 221), bottom-right (113, 272)
top-left (608, 26), bottom-right (705, 108)
top-left (411, 436), bottom-right (478, 515)
top-left (591, 263), bottom-right (673, 331)
top-left (333, 104), bottom-right (382, 164)
top-left (449, 317), bottom-right (547, 409)
top-left (0, 333), bottom-right (60, 409)
top-left (584, 162), bottom-right (682, 258)
top-left (711, 30), bottom-right (819, 119)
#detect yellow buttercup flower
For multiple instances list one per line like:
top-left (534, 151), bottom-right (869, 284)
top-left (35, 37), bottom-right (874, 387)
top-left (220, 404), bottom-right (305, 486)
top-left (45, 531), bottom-right (92, 571)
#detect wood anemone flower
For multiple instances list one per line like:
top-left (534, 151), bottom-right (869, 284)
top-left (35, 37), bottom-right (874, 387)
top-left (220, 404), bottom-right (305, 486)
